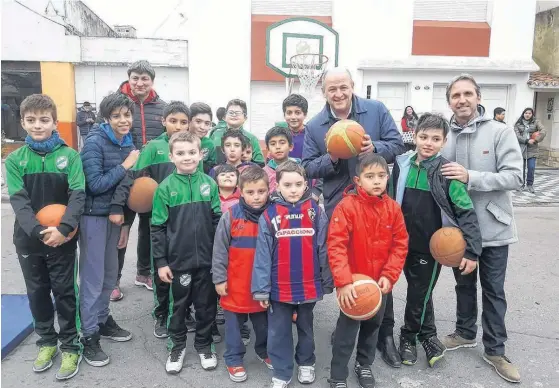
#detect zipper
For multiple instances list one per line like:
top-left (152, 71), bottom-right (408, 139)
top-left (41, 156), bottom-right (45, 172)
top-left (140, 103), bottom-right (147, 145)
top-left (190, 175), bottom-right (199, 268)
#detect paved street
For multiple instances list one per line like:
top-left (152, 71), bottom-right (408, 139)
top-left (1, 203), bottom-right (558, 388)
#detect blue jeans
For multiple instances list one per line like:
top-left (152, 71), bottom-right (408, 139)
top-left (223, 310), bottom-right (268, 366)
top-left (268, 301), bottom-right (316, 381)
top-left (524, 157), bottom-right (536, 186)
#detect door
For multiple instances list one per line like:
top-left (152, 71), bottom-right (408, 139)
top-left (377, 83), bottom-right (408, 131)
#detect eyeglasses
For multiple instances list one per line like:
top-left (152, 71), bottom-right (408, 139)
top-left (227, 110), bottom-right (244, 117)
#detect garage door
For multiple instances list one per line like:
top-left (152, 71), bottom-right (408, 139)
top-left (432, 84), bottom-right (509, 121)
top-left (376, 83), bottom-right (408, 131)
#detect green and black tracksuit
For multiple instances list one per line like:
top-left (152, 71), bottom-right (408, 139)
top-left (5, 142), bottom-right (85, 353)
top-left (390, 152), bottom-right (482, 343)
top-left (151, 170), bottom-right (222, 353)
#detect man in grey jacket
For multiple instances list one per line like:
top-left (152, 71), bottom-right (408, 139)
top-left (440, 74), bottom-right (523, 383)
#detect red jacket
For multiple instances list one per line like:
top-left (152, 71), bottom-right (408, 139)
top-left (401, 117), bottom-right (411, 132)
top-left (327, 185), bottom-right (408, 290)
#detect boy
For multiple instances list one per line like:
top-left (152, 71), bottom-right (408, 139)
top-left (210, 99), bottom-right (265, 165)
top-left (282, 94), bottom-right (308, 159)
top-left (80, 93), bottom-right (137, 367)
top-left (151, 131), bottom-right (222, 374)
top-left (6, 94), bottom-right (85, 380)
top-left (252, 161), bottom-right (333, 388)
top-left (241, 144), bottom-right (253, 163)
top-left (209, 130), bottom-right (256, 178)
top-left (263, 126), bottom-right (296, 193)
top-left (391, 113), bottom-right (482, 367)
top-left (213, 166), bottom-right (273, 382)
top-left (327, 153), bottom-right (409, 388)
top-left (214, 164), bottom-right (241, 213)
top-left (190, 102), bottom-right (217, 173)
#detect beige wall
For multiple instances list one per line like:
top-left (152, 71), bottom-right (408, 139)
top-left (533, 8), bottom-right (559, 75)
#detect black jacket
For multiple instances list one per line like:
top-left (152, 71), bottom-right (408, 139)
top-left (77, 108), bottom-right (97, 136)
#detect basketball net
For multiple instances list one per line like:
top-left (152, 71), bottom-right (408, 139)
top-left (288, 53), bottom-right (329, 96)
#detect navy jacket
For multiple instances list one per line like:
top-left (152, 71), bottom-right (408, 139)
top-left (76, 108), bottom-right (97, 136)
top-left (81, 123), bottom-right (135, 217)
top-left (302, 95), bottom-right (404, 217)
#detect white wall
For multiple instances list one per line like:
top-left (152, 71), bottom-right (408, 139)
top-left (535, 91), bottom-right (559, 150)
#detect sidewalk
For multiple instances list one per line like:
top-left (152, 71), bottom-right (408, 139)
top-left (512, 169), bottom-right (559, 206)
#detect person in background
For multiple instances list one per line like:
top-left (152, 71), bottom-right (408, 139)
top-left (209, 106), bottom-right (227, 138)
top-left (493, 107), bottom-right (506, 124)
top-left (513, 107), bottom-right (546, 193)
top-left (77, 101), bottom-right (96, 147)
top-left (401, 106), bottom-right (418, 152)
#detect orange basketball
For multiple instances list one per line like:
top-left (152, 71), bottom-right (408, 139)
top-left (36, 204), bottom-right (77, 239)
top-left (337, 274), bottom-right (382, 321)
top-left (127, 177), bottom-right (158, 213)
top-left (326, 120), bottom-right (366, 159)
top-left (429, 227), bottom-right (466, 267)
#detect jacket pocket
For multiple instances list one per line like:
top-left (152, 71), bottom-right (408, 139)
top-left (486, 201), bottom-right (512, 226)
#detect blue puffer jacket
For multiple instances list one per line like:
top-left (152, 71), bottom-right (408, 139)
top-left (81, 123), bottom-right (135, 216)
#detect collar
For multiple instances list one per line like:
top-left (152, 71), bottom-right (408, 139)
top-left (321, 95), bottom-right (366, 125)
top-left (220, 188), bottom-right (240, 202)
top-left (266, 157), bottom-right (301, 170)
top-left (343, 184), bottom-right (387, 204)
top-left (100, 123), bottom-right (133, 147)
top-left (330, 101), bottom-right (353, 119)
top-left (25, 130), bottom-right (66, 153)
top-left (119, 81), bottom-right (157, 104)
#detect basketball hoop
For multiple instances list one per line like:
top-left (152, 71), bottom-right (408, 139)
top-left (288, 53), bottom-right (329, 96)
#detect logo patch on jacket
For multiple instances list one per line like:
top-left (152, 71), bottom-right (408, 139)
top-left (179, 273), bottom-right (192, 287)
top-left (275, 228), bottom-right (315, 238)
top-left (56, 156), bottom-right (68, 170)
top-left (307, 208), bottom-right (316, 221)
top-left (200, 183), bottom-right (211, 197)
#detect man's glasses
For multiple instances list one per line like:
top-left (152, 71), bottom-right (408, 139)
top-left (227, 110), bottom-right (244, 117)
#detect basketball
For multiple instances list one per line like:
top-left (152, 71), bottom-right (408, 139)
top-left (325, 120), bottom-right (366, 159)
top-left (127, 177), bottom-right (158, 213)
top-left (337, 274), bottom-right (382, 321)
top-left (36, 204), bottom-right (77, 239)
top-left (531, 131), bottom-right (540, 140)
top-left (429, 227), bottom-right (466, 267)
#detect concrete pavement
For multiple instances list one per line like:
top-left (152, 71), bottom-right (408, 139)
top-left (1, 203), bottom-right (558, 387)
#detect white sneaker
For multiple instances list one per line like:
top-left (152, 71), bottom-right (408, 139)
top-left (199, 352), bottom-right (218, 370)
top-left (298, 364), bottom-right (315, 384)
top-left (270, 377), bottom-right (291, 388)
top-left (166, 348), bottom-right (186, 374)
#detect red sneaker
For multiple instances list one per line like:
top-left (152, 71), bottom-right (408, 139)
top-left (110, 284), bottom-right (123, 301)
top-left (227, 366), bottom-right (247, 382)
top-left (135, 275), bottom-right (153, 290)
top-left (257, 355), bottom-right (273, 370)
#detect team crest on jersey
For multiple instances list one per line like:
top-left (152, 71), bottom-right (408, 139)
top-left (19, 161), bottom-right (27, 167)
top-left (157, 150), bottom-right (164, 155)
top-left (179, 273), bottom-right (192, 287)
top-left (275, 228), bottom-right (315, 238)
top-left (170, 191), bottom-right (178, 197)
top-left (56, 156), bottom-right (68, 170)
top-left (307, 208), bottom-right (316, 222)
top-left (200, 183), bottom-right (211, 197)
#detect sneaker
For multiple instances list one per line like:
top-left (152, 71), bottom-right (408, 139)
top-left (216, 303), bottom-right (225, 325)
top-left (99, 315), bottom-right (132, 342)
top-left (55, 352), bottom-right (82, 380)
top-left (298, 364), bottom-right (315, 384)
top-left (441, 332), bottom-right (477, 350)
top-left (399, 338), bottom-right (417, 366)
top-left (241, 323), bottom-right (251, 346)
top-left (328, 381), bottom-right (348, 388)
top-left (227, 366), bottom-right (248, 382)
top-left (421, 337), bottom-right (446, 367)
top-left (212, 322), bottom-right (222, 343)
top-left (110, 283), bottom-right (124, 301)
top-left (354, 363), bottom-right (376, 388)
top-left (186, 311), bottom-right (196, 333)
top-left (257, 355), bottom-right (274, 369)
top-left (527, 185), bottom-right (535, 194)
top-left (154, 315), bottom-right (168, 339)
top-left (33, 345), bottom-right (59, 372)
top-left (199, 352), bottom-right (218, 370)
top-left (81, 333), bottom-right (109, 367)
top-left (135, 275), bottom-right (153, 290)
top-left (483, 354), bottom-right (521, 383)
top-left (517, 185), bottom-right (525, 192)
top-left (166, 348), bottom-right (186, 374)
top-left (270, 377), bottom-right (291, 388)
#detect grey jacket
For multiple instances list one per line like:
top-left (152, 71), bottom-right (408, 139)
top-left (441, 110), bottom-right (523, 247)
top-left (513, 119), bottom-right (546, 159)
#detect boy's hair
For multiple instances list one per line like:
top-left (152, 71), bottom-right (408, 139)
top-left (190, 102), bottom-right (213, 121)
top-left (222, 129), bottom-right (249, 150)
top-left (20, 94), bottom-right (58, 122)
top-left (282, 94), bottom-right (308, 115)
top-left (216, 107), bottom-right (226, 121)
top-left (99, 92), bottom-right (135, 121)
top-left (169, 131), bottom-right (201, 153)
top-left (265, 126), bottom-right (293, 147)
top-left (494, 107), bottom-right (505, 117)
top-left (415, 112), bottom-right (450, 138)
top-left (239, 165), bottom-right (269, 190)
top-left (226, 99), bottom-right (247, 116)
top-left (163, 101), bottom-right (191, 120)
top-left (213, 164), bottom-right (239, 185)
top-left (127, 60), bottom-right (155, 80)
top-left (276, 160), bottom-right (306, 182)
top-left (356, 153), bottom-right (389, 175)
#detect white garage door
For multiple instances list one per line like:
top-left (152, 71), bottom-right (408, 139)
top-left (377, 83), bottom-right (408, 131)
top-left (432, 84), bottom-right (509, 120)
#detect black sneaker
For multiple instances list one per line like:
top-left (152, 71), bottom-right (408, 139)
top-left (81, 333), bottom-right (109, 367)
top-left (99, 315), bottom-right (132, 342)
top-left (216, 303), bottom-right (225, 325)
top-left (421, 336), bottom-right (446, 367)
top-left (185, 311), bottom-right (196, 333)
top-left (328, 380), bottom-right (348, 388)
top-left (354, 363), bottom-right (375, 388)
top-left (240, 323), bottom-right (251, 346)
top-left (211, 322), bottom-right (222, 343)
top-left (399, 338), bottom-right (417, 366)
top-left (154, 315), bottom-right (168, 339)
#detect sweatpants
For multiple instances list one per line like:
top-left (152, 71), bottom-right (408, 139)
top-left (268, 301), bottom-right (316, 382)
top-left (330, 294), bottom-right (387, 382)
top-left (453, 245), bottom-right (509, 356)
top-left (167, 268), bottom-right (217, 354)
top-left (223, 310), bottom-right (267, 367)
top-left (19, 251), bottom-right (81, 353)
top-left (400, 251), bottom-right (442, 342)
top-left (79, 215), bottom-right (120, 337)
top-left (136, 214), bottom-right (151, 277)
top-left (151, 250), bottom-right (170, 319)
